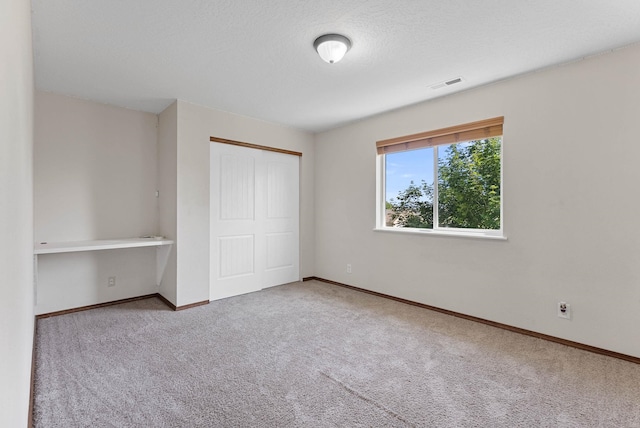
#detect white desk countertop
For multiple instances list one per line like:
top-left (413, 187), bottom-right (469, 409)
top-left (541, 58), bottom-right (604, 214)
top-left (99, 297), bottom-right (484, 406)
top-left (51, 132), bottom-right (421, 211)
top-left (34, 238), bottom-right (174, 254)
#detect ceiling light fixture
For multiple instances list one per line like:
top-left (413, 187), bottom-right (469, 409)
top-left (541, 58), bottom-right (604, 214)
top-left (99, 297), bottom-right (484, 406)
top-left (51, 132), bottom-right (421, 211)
top-left (313, 34), bottom-right (351, 64)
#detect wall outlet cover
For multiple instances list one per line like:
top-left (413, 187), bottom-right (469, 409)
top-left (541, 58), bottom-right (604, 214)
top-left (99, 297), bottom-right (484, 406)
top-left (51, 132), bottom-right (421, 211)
top-left (558, 301), bottom-right (571, 319)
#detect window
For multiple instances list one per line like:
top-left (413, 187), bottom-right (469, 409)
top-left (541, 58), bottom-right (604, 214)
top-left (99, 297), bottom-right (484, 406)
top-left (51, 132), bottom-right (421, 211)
top-left (376, 117), bottom-right (504, 238)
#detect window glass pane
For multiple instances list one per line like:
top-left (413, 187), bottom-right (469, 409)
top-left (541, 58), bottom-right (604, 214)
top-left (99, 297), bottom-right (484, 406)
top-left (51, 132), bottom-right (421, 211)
top-left (437, 138), bottom-right (501, 230)
top-left (385, 148), bottom-right (434, 228)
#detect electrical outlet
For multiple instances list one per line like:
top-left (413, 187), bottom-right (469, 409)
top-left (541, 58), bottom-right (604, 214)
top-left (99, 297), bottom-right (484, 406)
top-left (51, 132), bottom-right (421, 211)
top-left (557, 301), bottom-right (570, 319)
top-left (108, 276), bottom-right (116, 287)
top-left (346, 264), bottom-right (352, 274)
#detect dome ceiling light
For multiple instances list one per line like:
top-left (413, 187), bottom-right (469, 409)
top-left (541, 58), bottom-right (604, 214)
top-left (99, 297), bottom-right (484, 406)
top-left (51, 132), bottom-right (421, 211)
top-left (313, 34), bottom-right (352, 64)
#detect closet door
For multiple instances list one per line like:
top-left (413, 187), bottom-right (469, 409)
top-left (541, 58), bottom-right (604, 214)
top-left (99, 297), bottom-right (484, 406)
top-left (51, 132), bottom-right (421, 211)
top-left (210, 143), bottom-right (264, 300)
top-left (263, 150), bottom-right (299, 288)
top-left (210, 143), bottom-right (299, 300)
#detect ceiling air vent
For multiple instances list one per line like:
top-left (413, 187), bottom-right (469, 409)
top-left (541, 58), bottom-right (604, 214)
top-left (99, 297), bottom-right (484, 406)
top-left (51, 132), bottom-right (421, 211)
top-left (430, 77), bottom-right (464, 90)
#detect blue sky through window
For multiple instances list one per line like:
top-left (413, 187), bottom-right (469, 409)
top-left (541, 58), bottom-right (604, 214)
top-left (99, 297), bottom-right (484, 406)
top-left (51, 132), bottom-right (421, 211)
top-left (385, 148), bottom-right (434, 203)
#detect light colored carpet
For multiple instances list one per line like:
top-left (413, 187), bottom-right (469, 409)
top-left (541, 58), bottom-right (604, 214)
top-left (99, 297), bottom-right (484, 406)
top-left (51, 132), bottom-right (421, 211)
top-left (34, 280), bottom-right (640, 427)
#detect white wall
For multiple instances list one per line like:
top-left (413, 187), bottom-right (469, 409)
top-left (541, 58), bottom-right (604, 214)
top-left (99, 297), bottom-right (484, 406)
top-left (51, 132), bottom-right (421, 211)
top-left (314, 43), bottom-right (640, 358)
top-left (35, 249), bottom-right (157, 314)
top-left (157, 101), bottom-right (178, 304)
top-left (34, 92), bottom-right (161, 314)
top-left (35, 91), bottom-right (158, 241)
top-left (0, 0), bottom-right (34, 425)
top-left (163, 100), bottom-right (315, 306)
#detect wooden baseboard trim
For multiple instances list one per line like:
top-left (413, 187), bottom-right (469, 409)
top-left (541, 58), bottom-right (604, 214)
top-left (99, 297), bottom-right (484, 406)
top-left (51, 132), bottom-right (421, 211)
top-left (156, 293), bottom-right (177, 311)
top-left (176, 300), bottom-right (209, 311)
top-left (309, 277), bottom-right (640, 365)
top-left (35, 294), bottom-right (210, 318)
top-left (302, 276), bottom-right (318, 281)
top-left (35, 294), bottom-right (160, 319)
top-left (157, 294), bottom-right (209, 311)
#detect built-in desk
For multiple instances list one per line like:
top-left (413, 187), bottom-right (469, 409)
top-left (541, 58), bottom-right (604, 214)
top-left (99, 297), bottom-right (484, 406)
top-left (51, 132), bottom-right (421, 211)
top-left (34, 238), bottom-right (174, 300)
top-left (33, 237), bottom-right (173, 285)
top-left (34, 237), bottom-right (174, 255)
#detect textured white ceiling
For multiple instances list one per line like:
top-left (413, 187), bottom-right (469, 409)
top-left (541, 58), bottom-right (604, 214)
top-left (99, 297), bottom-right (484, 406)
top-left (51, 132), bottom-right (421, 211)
top-left (31, 0), bottom-right (640, 132)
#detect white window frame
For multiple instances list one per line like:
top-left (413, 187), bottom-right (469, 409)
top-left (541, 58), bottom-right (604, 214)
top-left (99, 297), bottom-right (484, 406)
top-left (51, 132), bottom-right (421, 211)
top-left (375, 140), bottom-right (505, 240)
